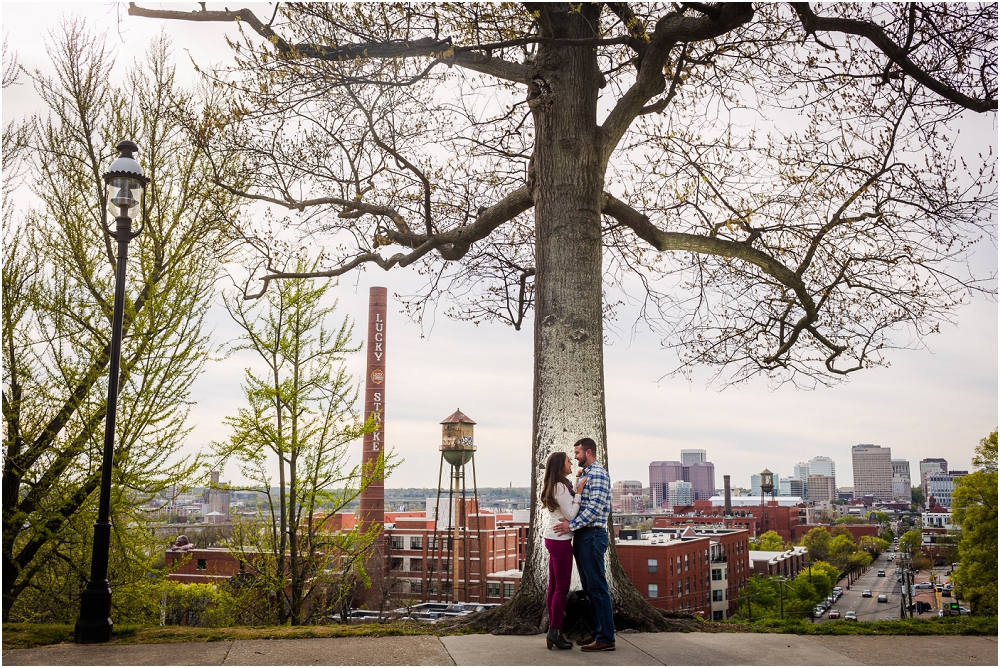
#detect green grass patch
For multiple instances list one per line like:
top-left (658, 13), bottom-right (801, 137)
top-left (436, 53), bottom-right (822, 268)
top-left (2, 621), bottom-right (487, 650)
top-left (718, 616), bottom-right (997, 636)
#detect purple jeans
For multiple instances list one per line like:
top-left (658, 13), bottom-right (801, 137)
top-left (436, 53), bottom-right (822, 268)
top-left (545, 537), bottom-right (574, 629)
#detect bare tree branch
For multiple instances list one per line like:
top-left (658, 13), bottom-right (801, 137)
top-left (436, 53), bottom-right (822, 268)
top-left (792, 2), bottom-right (997, 112)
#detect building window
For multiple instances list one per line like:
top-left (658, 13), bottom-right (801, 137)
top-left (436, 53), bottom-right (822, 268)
top-left (685, 577), bottom-right (690, 594)
top-left (647, 558), bottom-right (658, 573)
top-left (684, 554), bottom-right (689, 571)
top-left (676, 556), bottom-right (681, 572)
top-left (712, 569), bottom-right (722, 581)
top-left (411, 579), bottom-right (423, 594)
top-left (713, 589), bottom-right (724, 602)
top-left (391, 557), bottom-right (404, 571)
top-left (487, 582), bottom-right (501, 598)
top-left (409, 558), bottom-right (423, 572)
top-left (504, 583), bottom-right (515, 598)
top-left (410, 536), bottom-right (423, 550)
top-left (648, 583), bottom-right (659, 598)
top-left (391, 536), bottom-right (405, 550)
top-left (196, 559), bottom-right (207, 571)
top-left (713, 610), bottom-right (724, 621)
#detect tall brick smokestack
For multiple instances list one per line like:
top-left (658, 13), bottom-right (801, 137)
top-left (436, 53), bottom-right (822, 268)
top-left (724, 475), bottom-right (732, 516)
top-left (359, 287), bottom-right (387, 536)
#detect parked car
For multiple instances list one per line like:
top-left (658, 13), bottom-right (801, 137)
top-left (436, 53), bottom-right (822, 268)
top-left (814, 607), bottom-right (825, 618)
top-left (862, 590), bottom-right (873, 597)
top-left (828, 610), bottom-right (841, 619)
top-left (833, 586), bottom-right (843, 594)
top-left (877, 594), bottom-right (888, 603)
top-left (845, 611), bottom-right (858, 621)
top-left (914, 582), bottom-right (935, 590)
top-left (938, 607), bottom-right (971, 617)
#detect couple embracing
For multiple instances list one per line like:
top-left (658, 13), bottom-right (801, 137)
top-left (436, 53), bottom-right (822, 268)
top-left (541, 437), bottom-right (616, 652)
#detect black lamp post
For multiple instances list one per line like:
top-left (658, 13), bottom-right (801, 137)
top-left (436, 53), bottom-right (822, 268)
top-left (74, 140), bottom-right (149, 644)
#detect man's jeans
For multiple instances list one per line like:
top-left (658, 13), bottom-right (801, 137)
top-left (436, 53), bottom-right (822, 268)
top-left (573, 527), bottom-right (615, 643)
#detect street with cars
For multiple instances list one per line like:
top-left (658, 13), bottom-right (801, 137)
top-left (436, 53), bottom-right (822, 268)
top-left (812, 549), bottom-right (964, 623)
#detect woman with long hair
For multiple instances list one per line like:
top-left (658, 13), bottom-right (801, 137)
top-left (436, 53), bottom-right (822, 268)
top-left (541, 450), bottom-right (586, 650)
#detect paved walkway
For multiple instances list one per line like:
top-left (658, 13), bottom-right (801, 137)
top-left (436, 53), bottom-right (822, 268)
top-left (3, 633), bottom-right (997, 666)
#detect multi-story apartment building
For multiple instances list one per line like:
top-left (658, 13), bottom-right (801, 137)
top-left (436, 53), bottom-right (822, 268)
top-left (806, 474), bottom-right (836, 503)
top-left (919, 458), bottom-right (948, 502)
top-left (383, 505), bottom-right (528, 604)
top-left (650, 460), bottom-right (716, 505)
top-left (612, 480), bottom-right (645, 514)
top-left (667, 481), bottom-right (693, 507)
top-left (891, 459), bottom-right (911, 502)
top-left (926, 470), bottom-right (967, 509)
top-left (749, 546), bottom-right (809, 578)
top-left (616, 526), bottom-right (751, 620)
top-left (852, 444), bottom-right (893, 501)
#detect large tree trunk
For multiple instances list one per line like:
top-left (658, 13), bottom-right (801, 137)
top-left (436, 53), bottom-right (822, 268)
top-left (468, 5), bottom-right (678, 635)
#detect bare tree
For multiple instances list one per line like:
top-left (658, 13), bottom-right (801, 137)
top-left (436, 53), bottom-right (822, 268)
top-left (129, 2), bottom-right (996, 631)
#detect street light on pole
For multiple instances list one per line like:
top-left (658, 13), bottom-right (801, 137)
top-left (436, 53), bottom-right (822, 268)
top-left (74, 140), bottom-right (149, 644)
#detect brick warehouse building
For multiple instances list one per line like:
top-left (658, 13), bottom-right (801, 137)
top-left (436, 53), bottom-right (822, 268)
top-left (382, 503), bottom-right (528, 605)
top-left (616, 526), bottom-right (751, 620)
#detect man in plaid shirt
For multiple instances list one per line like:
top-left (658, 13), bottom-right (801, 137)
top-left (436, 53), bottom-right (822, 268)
top-left (554, 437), bottom-right (615, 651)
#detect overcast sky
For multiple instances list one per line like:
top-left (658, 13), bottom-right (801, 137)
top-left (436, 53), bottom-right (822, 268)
top-left (4, 2), bottom-right (997, 492)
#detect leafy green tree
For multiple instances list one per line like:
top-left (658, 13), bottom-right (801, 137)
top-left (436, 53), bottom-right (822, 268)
top-left (799, 527), bottom-right (831, 562)
top-left (951, 432), bottom-right (998, 615)
top-left (130, 1), bottom-right (997, 630)
top-left (2, 23), bottom-right (239, 622)
top-left (972, 430), bottom-right (998, 473)
top-left (810, 560), bottom-right (842, 586)
top-left (899, 529), bottom-right (923, 555)
top-left (214, 267), bottom-right (385, 625)
top-left (752, 531), bottom-right (785, 551)
top-left (911, 486), bottom-right (925, 506)
top-left (736, 575), bottom-right (780, 620)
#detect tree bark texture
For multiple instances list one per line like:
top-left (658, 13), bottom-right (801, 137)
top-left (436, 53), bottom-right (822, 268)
top-left (470, 6), bottom-right (672, 634)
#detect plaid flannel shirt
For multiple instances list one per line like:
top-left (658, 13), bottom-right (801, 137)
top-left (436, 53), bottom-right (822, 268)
top-left (568, 460), bottom-right (611, 531)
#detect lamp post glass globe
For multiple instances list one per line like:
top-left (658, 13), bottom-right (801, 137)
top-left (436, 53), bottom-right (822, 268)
top-left (74, 140), bottom-right (147, 644)
top-left (107, 176), bottom-right (143, 218)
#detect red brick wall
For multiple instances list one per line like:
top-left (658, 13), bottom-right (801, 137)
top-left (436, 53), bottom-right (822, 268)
top-left (617, 538), bottom-right (713, 615)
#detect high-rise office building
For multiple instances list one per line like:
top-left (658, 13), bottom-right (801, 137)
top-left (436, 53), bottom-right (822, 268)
top-left (852, 444), bottom-right (893, 501)
top-left (778, 477), bottom-right (804, 497)
top-left (927, 471), bottom-right (967, 509)
top-left (806, 475), bottom-right (837, 502)
top-left (667, 481), bottom-right (693, 507)
top-left (681, 449), bottom-right (707, 464)
top-left (808, 456), bottom-right (836, 480)
top-left (750, 473), bottom-right (761, 497)
top-left (891, 459), bottom-right (911, 502)
top-left (793, 462), bottom-right (810, 480)
top-left (650, 459), bottom-right (716, 505)
top-left (919, 458), bottom-right (948, 501)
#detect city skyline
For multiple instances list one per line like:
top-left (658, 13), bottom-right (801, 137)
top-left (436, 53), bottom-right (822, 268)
top-left (3, 4), bottom-right (995, 491)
